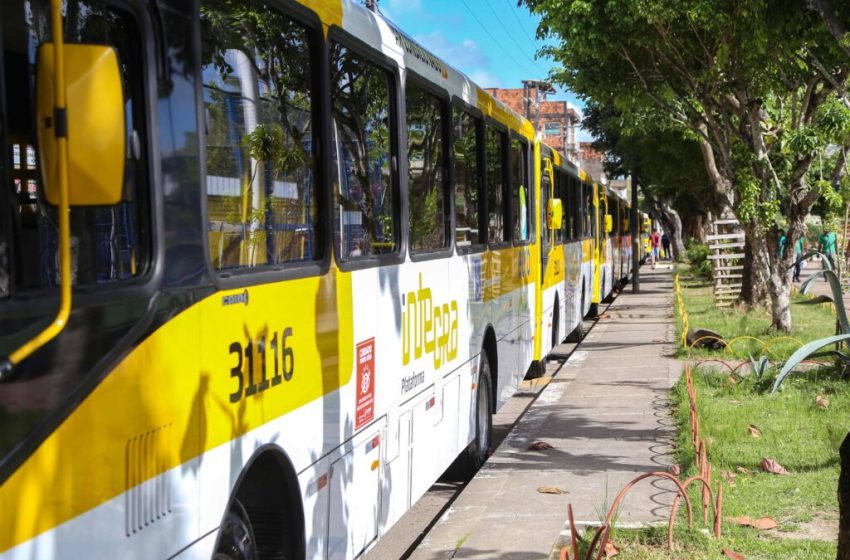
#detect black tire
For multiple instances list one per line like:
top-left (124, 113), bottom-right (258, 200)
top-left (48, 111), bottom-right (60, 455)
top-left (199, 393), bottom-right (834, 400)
top-left (444, 355), bottom-right (493, 481)
top-left (567, 288), bottom-right (585, 342)
top-left (551, 298), bottom-right (560, 349)
top-left (566, 320), bottom-right (583, 342)
top-left (525, 360), bottom-right (544, 380)
top-left (213, 499), bottom-right (258, 560)
top-left (588, 302), bottom-right (599, 318)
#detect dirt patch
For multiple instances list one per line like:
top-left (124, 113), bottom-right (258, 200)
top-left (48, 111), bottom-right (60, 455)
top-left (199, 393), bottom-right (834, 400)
top-left (775, 512), bottom-right (838, 542)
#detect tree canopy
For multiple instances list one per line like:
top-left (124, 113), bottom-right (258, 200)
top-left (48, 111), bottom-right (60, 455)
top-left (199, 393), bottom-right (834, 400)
top-left (523, 0), bottom-right (850, 330)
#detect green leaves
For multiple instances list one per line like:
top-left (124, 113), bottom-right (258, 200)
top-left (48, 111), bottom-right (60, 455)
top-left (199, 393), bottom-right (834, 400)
top-left (788, 125), bottom-right (821, 156)
top-left (770, 333), bottom-right (850, 393)
top-left (813, 96), bottom-right (850, 143)
top-left (772, 267), bottom-right (850, 392)
top-left (241, 124), bottom-right (301, 176)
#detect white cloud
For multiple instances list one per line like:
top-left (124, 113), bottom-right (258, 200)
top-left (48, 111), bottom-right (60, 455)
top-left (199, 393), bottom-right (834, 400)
top-left (385, 0), bottom-right (421, 14)
top-left (576, 127), bottom-right (594, 142)
top-left (413, 31), bottom-right (494, 82)
top-left (467, 70), bottom-right (503, 89)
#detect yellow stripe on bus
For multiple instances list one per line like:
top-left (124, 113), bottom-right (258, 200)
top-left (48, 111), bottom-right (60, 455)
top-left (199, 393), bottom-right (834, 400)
top-left (300, 0), bottom-right (343, 31)
top-left (0, 268), bottom-right (354, 552)
top-left (481, 245), bottom-right (536, 302)
top-left (474, 86), bottom-right (535, 140)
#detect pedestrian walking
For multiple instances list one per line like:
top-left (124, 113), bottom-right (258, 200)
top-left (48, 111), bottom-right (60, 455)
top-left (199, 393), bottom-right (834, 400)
top-left (661, 232), bottom-right (671, 260)
top-left (819, 226), bottom-right (837, 274)
top-left (650, 229), bottom-right (661, 269)
top-left (793, 234), bottom-right (805, 282)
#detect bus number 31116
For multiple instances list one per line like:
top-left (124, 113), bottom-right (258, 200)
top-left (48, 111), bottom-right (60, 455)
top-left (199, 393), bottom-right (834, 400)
top-left (228, 327), bottom-right (295, 403)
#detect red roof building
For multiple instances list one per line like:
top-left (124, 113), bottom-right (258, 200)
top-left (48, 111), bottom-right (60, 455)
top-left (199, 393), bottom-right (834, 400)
top-left (484, 82), bottom-right (581, 164)
top-left (578, 142), bottom-right (605, 183)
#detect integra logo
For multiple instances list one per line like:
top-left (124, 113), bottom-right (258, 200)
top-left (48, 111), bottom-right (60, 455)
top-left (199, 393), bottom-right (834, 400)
top-left (402, 273), bottom-right (459, 368)
top-left (222, 289), bottom-right (249, 306)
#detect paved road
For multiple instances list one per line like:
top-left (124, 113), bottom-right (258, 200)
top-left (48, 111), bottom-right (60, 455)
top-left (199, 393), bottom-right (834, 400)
top-left (409, 266), bottom-right (679, 560)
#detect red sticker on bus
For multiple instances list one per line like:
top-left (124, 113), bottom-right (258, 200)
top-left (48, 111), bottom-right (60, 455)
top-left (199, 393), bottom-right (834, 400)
top-left (355, 338), bottom-right (376, 430)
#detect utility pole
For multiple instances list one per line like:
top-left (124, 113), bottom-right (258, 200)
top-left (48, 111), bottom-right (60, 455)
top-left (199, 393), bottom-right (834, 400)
top-left (631, 173), bottom-right (640, 292)
top-left (521, 79), bottom-right (555, 137)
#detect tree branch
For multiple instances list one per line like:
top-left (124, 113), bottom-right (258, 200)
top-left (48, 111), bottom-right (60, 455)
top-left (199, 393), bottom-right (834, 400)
top-left (807, 0), bottom-right (850, 61)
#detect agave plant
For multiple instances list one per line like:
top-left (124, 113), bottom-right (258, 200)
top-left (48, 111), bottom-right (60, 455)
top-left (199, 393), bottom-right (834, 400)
top-left (771, 267), bottom-right (850, 393)
top-left (795, 250), bottom-right (835, 296)
top-left (748, 354), bottom-right (770, 378)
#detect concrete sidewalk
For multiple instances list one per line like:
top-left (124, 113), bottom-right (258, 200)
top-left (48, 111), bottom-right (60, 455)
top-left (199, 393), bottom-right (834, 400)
top-left (410, 266), bottom-right (681, 560)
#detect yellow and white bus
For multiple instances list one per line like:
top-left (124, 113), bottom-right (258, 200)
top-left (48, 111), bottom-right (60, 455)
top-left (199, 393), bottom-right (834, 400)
top-left (534, 144), bottom-right (603, 358)
top-left (607, 186), bottom-right (633, 288)
top-left (0, 1), bottom-right (624, 558)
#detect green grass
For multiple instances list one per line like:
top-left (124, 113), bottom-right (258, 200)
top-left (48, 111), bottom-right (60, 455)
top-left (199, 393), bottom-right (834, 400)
top-left (611, 368), bottom-right (846, 559)
top-left (601, 271), bottom-right (847, 559)
top-left (676, 269), bottom-right (835, 361)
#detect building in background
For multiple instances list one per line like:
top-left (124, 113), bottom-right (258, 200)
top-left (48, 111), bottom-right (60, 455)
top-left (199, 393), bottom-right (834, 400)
top-left (578, 141), bottom-right (605, 183)
top-left (484, 82), bottom-right (581, 165)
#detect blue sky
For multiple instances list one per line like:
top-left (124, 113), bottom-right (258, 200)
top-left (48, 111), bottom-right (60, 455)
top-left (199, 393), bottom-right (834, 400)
top-left (377, 0), bottom-right (591, 140)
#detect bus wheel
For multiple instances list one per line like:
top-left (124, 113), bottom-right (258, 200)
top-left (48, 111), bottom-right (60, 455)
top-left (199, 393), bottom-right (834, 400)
top-left (588, 302), bottom-right (599, 318)
top-left (551, 298), bottom-right (560, 348)
top-left (445, 355), bottom-right (493, 480)
top-left (566, 320), bottom-right (583, 342)
top-left (213, 499), bottom-right (257, 560)
top-left (567, 290), bottom-right (585, 342)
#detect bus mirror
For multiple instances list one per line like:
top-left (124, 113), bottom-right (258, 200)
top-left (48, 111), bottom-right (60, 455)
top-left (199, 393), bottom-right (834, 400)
top-left (37, 43), bottom-right (126, 206)
top-left (547, 198), bottom-right (563, 231)
top-left (604, 214), bottom-right (613, 234)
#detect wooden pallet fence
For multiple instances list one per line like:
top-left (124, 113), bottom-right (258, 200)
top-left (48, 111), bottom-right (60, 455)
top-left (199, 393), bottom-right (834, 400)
top-left (707, 218), bottom-right (745, 307)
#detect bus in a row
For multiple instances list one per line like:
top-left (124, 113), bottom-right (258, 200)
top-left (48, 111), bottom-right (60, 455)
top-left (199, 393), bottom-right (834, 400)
top-left (0, 0), bottom-right (632, 558)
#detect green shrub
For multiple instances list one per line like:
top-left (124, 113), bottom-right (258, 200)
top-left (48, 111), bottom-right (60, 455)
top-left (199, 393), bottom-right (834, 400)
top-left (685, 240), bottom-right (712, 279)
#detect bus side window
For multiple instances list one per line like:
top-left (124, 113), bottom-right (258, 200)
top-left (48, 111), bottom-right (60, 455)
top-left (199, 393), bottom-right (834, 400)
top-left (539, 157), bottom-right (550, 252)
top-left (201, 5), bottom-right (321, 271)
top-left (330, 43), bottom-right (397, 259)
top-left (571, 177), bottom-right (582, 239)
top-left (553, 171), bottom-right (563, 245)
top-left (453, 108), bottom-right (483, 248)
top-left (406, 79), bottom-right (448, 253)
top-left (485, 125), bottom-right (507, 245)
top-left (1, 0), bottom-right (149, 295)
top-left (510, 138), bottom-right (530, 242)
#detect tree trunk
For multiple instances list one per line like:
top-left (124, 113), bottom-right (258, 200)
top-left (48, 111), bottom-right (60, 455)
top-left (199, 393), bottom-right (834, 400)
top-left (687, 214), bottom-right (706, 243)
top-left (740, 225), bottom-right (770, 307)
top-left (644, 197), bottom-right (685, 260)
top-left (767, 268), bottom-right (792, 331)
top-left (667, 206), bottom-right (686, 258)
top-left (839, 431), bottom-right (850, 560)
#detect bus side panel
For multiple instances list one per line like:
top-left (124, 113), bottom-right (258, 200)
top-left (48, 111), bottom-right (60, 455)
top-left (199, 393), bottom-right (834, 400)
top-left (0, 300), bottom-right (205, 560)
top-left (563, 240), bottom-right (583, 335)
top-left (454, 252), bottom-right (487, 455)
top-left (582, 238), bottom-right (594, 317)
top-left (489, 247), bottom-right (534, 410)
